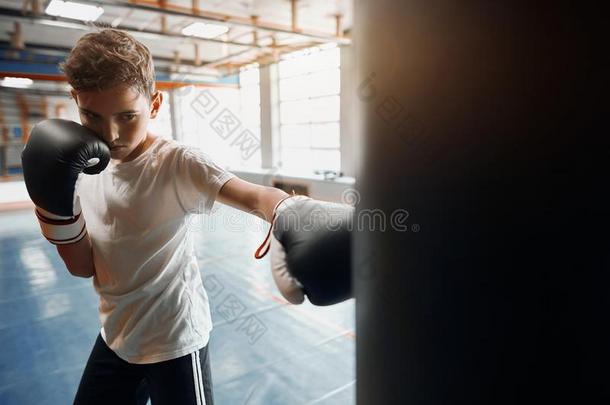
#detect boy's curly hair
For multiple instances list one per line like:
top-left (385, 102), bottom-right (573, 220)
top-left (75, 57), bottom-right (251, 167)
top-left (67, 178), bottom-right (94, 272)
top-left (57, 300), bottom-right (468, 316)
top-left (61, 29), bottom-right (155, 100)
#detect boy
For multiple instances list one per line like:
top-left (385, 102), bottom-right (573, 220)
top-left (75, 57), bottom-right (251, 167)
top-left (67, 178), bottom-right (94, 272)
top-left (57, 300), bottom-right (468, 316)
top-left (21, 29), bottom-right (351, 404)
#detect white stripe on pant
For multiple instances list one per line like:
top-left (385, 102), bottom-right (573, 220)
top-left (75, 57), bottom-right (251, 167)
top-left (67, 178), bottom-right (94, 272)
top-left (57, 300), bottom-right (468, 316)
top-left (191, 351), bottom-right (206, 405)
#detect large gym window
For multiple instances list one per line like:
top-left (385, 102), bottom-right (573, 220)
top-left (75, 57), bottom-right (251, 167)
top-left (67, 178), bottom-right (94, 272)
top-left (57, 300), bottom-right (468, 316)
top-left (237, 64), bottom-right (262, 169)
top-left (278, 44), bottom-right (341, 174)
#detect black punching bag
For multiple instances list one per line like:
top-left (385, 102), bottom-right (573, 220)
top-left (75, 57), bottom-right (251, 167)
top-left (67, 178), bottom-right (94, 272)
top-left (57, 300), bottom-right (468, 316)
top-left (354, 1), bottom-right (608, 404)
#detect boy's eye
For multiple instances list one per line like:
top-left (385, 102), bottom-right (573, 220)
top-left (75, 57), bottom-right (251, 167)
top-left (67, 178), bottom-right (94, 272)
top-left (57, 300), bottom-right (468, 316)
top-left (122, 114), bottom-right (137, 121)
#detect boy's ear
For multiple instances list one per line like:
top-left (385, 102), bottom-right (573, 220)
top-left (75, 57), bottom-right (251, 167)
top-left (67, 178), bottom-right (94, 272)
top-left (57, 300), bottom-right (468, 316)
top-left (70, 89), bottom-right (78, 103)
top-left (150, 91), bottom-right (163, 119)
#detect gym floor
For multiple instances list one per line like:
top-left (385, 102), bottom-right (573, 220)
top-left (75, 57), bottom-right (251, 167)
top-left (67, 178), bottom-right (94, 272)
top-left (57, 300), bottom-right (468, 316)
top-left (0, 205), bottom-right (355, 405)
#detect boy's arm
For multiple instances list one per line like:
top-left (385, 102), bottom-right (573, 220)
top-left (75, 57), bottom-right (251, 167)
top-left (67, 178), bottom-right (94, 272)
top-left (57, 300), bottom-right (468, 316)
top-left (57, 235), bottom-right (95, 278)
top-left (56, 234), bottom-right (96, 278)
top-left (217, 177), bottom-right (289, 222)
top-left (21, 119), bottom-right (109, 279)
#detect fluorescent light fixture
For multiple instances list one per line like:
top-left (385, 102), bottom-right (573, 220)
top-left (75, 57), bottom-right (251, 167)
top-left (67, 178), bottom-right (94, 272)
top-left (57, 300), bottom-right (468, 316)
top-left (182, 22), bottom-right (229, 39)
top-left (284, 48), bottom-right (315, 60)
top-left (0, 77), bottom-right (33, 88)
top-left (45, 0), bottom-right (104, 22)
top-left (319, 42), bottom-right (338, 50)
top-left (240, 63), bottom-right (259, 72)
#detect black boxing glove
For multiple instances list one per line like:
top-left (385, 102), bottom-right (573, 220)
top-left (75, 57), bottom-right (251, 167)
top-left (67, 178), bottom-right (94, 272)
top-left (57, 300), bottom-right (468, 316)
top-left (267, 195), bottom-right (353, 306)
top-left (21, 119), bottom-right (110, 245)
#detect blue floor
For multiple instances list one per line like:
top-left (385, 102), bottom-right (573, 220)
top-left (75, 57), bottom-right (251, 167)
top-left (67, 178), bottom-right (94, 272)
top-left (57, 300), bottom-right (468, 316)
top-left (0, 205), bottom-right (355, 404)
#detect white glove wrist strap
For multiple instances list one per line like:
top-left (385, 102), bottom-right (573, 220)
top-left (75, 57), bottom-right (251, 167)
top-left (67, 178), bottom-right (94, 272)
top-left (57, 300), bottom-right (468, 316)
top-left (35, 204), bottom-right (86, 245)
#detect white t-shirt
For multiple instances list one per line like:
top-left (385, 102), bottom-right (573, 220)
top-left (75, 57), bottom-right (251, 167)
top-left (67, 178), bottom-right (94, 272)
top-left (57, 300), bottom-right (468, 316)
top-left (76, 136), bottom-right (235, 364)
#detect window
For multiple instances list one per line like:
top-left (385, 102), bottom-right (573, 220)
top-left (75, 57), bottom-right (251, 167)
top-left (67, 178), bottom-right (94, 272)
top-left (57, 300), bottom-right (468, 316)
top-left (237, 65), bottom-right (261, 169)
top-left (174, 75), bottom-right (253, 170)
top-left (278, 45), bottom-right (340, 174)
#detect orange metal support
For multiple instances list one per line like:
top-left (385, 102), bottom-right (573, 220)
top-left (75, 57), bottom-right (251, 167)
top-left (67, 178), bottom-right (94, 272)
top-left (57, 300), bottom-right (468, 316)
top-left (16, 93), bottom-right (30, 143)
top-left (41, 96), bottom-right (49, 118)
top-left (0, 72), bottom-right (239, 90)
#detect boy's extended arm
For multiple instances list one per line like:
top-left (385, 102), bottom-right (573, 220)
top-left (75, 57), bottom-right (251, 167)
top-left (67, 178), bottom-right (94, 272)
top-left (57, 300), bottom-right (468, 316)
top-left (56, 233), bottom-right (96, 278)
top-left (217, 177), bottom-right (289, 222)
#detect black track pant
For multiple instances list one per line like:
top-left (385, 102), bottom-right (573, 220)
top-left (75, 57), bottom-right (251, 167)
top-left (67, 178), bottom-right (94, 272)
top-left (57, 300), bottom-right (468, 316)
top-left (74, 334), bottom-right (213, 405)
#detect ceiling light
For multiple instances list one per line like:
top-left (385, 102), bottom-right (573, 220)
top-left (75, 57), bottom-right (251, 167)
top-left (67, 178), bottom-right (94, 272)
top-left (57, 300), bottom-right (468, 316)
top-left (240, 63), bottom-right (259, 72)
top-left (182, 22), bottom-right (229, 39)
top-left (319, 43), bottom-right (338, 50)
top-left (0, 77), bottom-right (33, 88)
top-left (45, 0), bottom-right (104, 22)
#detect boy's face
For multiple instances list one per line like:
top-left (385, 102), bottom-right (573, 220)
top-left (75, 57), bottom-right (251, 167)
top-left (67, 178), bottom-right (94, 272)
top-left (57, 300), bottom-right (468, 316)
top-left (71, 84), bottom-right (162, 163)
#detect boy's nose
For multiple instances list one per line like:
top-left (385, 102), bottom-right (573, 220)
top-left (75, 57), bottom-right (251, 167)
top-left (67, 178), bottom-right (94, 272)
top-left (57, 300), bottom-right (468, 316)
top-left (101, 123), bottom-right (119, 144)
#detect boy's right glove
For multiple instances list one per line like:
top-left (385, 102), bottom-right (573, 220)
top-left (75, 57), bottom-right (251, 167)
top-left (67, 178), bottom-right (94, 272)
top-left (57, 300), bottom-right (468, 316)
top-left (257, 195), bottom-right (353, 306)
top-left (21, 119), bottom-right (110, 245)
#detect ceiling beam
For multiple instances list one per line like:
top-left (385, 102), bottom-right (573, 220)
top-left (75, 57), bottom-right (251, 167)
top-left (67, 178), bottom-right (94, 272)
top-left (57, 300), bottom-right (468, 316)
top-left (0, 7), bottom-right (262, 49)
top-left (107, 0), bottom-right (351, 44)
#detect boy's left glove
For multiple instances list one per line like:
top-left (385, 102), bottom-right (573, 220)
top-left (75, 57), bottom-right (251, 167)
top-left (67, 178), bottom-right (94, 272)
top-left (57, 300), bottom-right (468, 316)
top-left (257, 196), bottom-right (353, 306)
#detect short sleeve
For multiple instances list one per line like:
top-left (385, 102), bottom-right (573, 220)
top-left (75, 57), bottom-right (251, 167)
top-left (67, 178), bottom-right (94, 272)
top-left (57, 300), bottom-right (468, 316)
top-left (174, 146), bottom-right (235, 215)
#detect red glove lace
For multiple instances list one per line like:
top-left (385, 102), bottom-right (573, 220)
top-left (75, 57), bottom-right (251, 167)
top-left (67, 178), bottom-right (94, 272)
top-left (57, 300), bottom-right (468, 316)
top-left (254, 194), bottom-right (297, 259)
